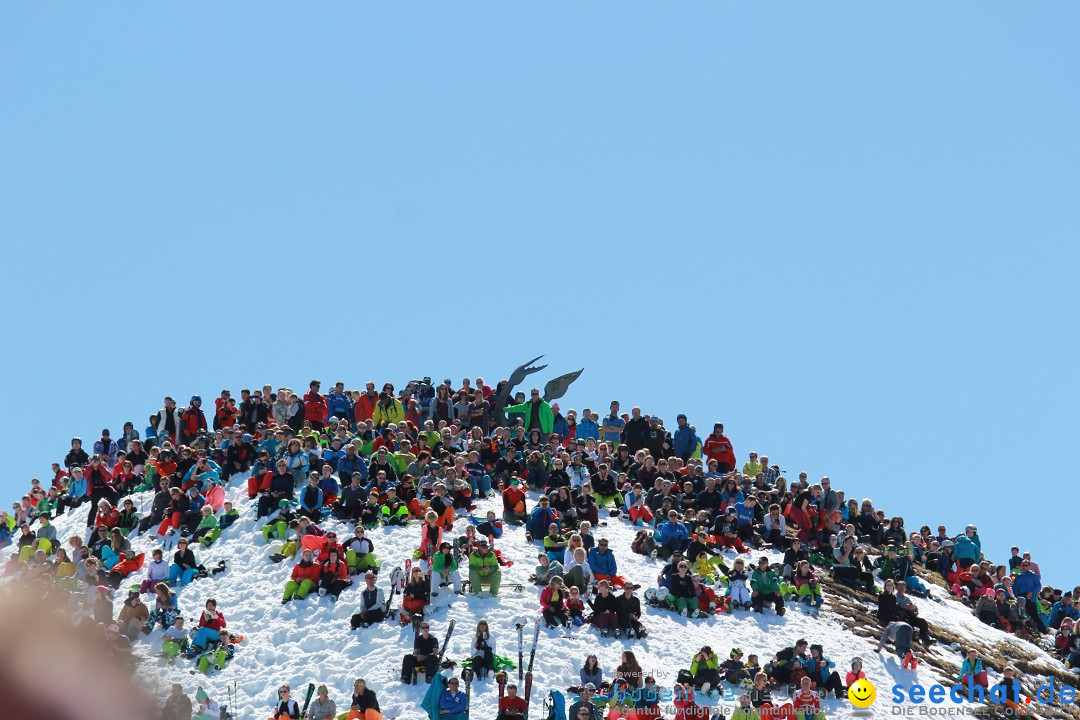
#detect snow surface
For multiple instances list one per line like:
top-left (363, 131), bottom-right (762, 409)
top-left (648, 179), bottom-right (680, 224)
top-left (4, 473), bottom-right (1067, 719)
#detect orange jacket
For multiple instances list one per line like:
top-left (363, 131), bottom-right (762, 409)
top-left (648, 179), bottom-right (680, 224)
top-left (111, 552), bottom-right (145, 577)
top-left (322, 560), bottom-right (348, 581)
top-left (290, 561), bottom-right (322, 584)
top-left (354, 393), bottom-right (377, 423)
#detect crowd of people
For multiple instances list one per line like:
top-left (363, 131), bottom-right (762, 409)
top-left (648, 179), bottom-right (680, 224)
top-left (0, 375), bottom-right (1064, 719)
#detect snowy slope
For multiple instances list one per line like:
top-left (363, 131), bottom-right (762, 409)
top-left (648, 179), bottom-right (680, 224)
top-left (6, 473), bottom-right (1071, 719)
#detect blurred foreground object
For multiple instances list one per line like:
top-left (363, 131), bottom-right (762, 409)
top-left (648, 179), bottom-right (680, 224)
top-left (0, 582), bottom-right (154, 720)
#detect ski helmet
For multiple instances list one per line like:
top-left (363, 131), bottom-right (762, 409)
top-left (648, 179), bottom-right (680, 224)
top-left (190, 395), bottom-right (202, 404)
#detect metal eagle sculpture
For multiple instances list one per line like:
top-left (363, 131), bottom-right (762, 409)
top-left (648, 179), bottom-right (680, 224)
top-left (493, 355), bottom-right (583, 428)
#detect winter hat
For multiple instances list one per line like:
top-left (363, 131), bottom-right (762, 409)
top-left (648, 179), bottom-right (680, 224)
top-left (730, 647), bottom-right (743, 658)
top-left (196, 688), bottom-right (208, 702)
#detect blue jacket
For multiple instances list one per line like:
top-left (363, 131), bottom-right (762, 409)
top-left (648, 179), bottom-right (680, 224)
top-left (187, 494), bottom-right (206, 515)
top-left (440, 690), bottom-right (468, 714)
top-left (623, 490), bottom-right (644, 510)
top-left (588, 547), bottom-right (618, 576)
top-left (733, 501), bottom-right (756, 527)
top-left (66, 476), bottom-right (88, 500)
top-left (805, 656), bottom-right (835, 685)
top-left (1049, 601), bottom-right (1080, 628)
top-left (552, 415), bottom-right (569, 439)
top-left (527, 507), bottom-right (559, 538)
top-left (1012, 570), bottom-right (1041, 599)
top-left (322, 448), bottom-right (345, 471)
top-left (300, 486), bottom-right (324, 512)
top-left (183, 462), bottom-right (221, 489)
top-left (959, 658), bottom-right (984, 680)
top-left (655, 520), bottom-right (689, 546)
top-left (672, 425), bottom-right (700, 459)
top-left (318, 475), bottom-right (340, 497)
top-left (952, 535), bottom-right (980, 563)
top-left (338, 455), bottom-right (369, 482)
top-left (721, 490), bottom-right (745, 507)
top-left (327, 392), bottom-right (353, 417)
top-left (285, 451), bottom-right (309, 479)
top-left (576, 419), bottom-right (600, 441)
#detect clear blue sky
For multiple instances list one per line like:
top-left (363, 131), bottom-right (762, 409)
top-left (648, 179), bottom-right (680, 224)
top-left (2, 3), bottom-right (1077, 586)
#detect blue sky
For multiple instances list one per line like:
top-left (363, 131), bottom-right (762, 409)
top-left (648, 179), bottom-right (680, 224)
top-left (2, 3), bottom-right (1077, 585)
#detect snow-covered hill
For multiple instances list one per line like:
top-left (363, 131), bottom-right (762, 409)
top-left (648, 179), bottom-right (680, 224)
top-left (6, 474), bottom-right (1076, 719)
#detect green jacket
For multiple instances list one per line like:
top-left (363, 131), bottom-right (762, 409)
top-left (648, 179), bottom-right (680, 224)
top-left (503, 399), bottom-right (554, 435)
top-left (432, 552), bottom-right (458, 574)
top-left (690, 654), bottom-right (718, 676)
top-left (197, 514), bottom-right (219, 532)
top-left (751, 568), bottom-right (780, 594)
top-left (469, 551), bottom-right (500, 576)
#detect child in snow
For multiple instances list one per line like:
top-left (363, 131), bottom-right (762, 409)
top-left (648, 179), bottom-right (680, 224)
top-left (845, 657), bottom-right (866, 688)
top-left (726, 558), bottom-right (752, 611)
top-left (161, 616), bottom-right (188, 663)
top-left (534, 553), bottom-right (564, 585)
top-left (958, 648), bottom-right (989, 690)
top-left (793, 561), bottom-right (824, 610)
top-left (567, 585), bottom-right (587, 625)
top-left (791, 675), bottom-right (825, 720)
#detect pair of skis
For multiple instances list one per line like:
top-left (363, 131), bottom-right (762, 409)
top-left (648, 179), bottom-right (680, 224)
top-left (522, 619), bottom-right (541, 720)
top-left (383, 566), bottom-right (407, 620)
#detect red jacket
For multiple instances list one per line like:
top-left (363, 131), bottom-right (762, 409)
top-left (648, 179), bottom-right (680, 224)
top-left (198, 610), bottom-right (227, 632)
top-left (95, 507), bottom-right (121, 528)
top-left (303, 392), bottom-right (328, 424)
top-left (539, 586), bottom-right (566, 611)
top-left (215, 398), bottom-right (239, 428)
top-left (499, 697), bottom-right (528, 715)
top-left (290, 560), bottom-right (322, 584)
top-left (703, 434), bottom-right (736, 469)
top-left (181, 408), bottom-right (207, 438)
top-left (674, 697), bottom-right (708, 720)
top-left (354, 393), bottom-right (377, 423)
top-left (792, 689), bottom-right (820, 711)
top-left (321, 560), bottom-right (348, 581)
top-left (52, 469), bottom-right (69, 490)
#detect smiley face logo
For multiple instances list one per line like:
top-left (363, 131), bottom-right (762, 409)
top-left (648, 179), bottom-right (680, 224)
top-left (848, 678), bottom-right (876, 708)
